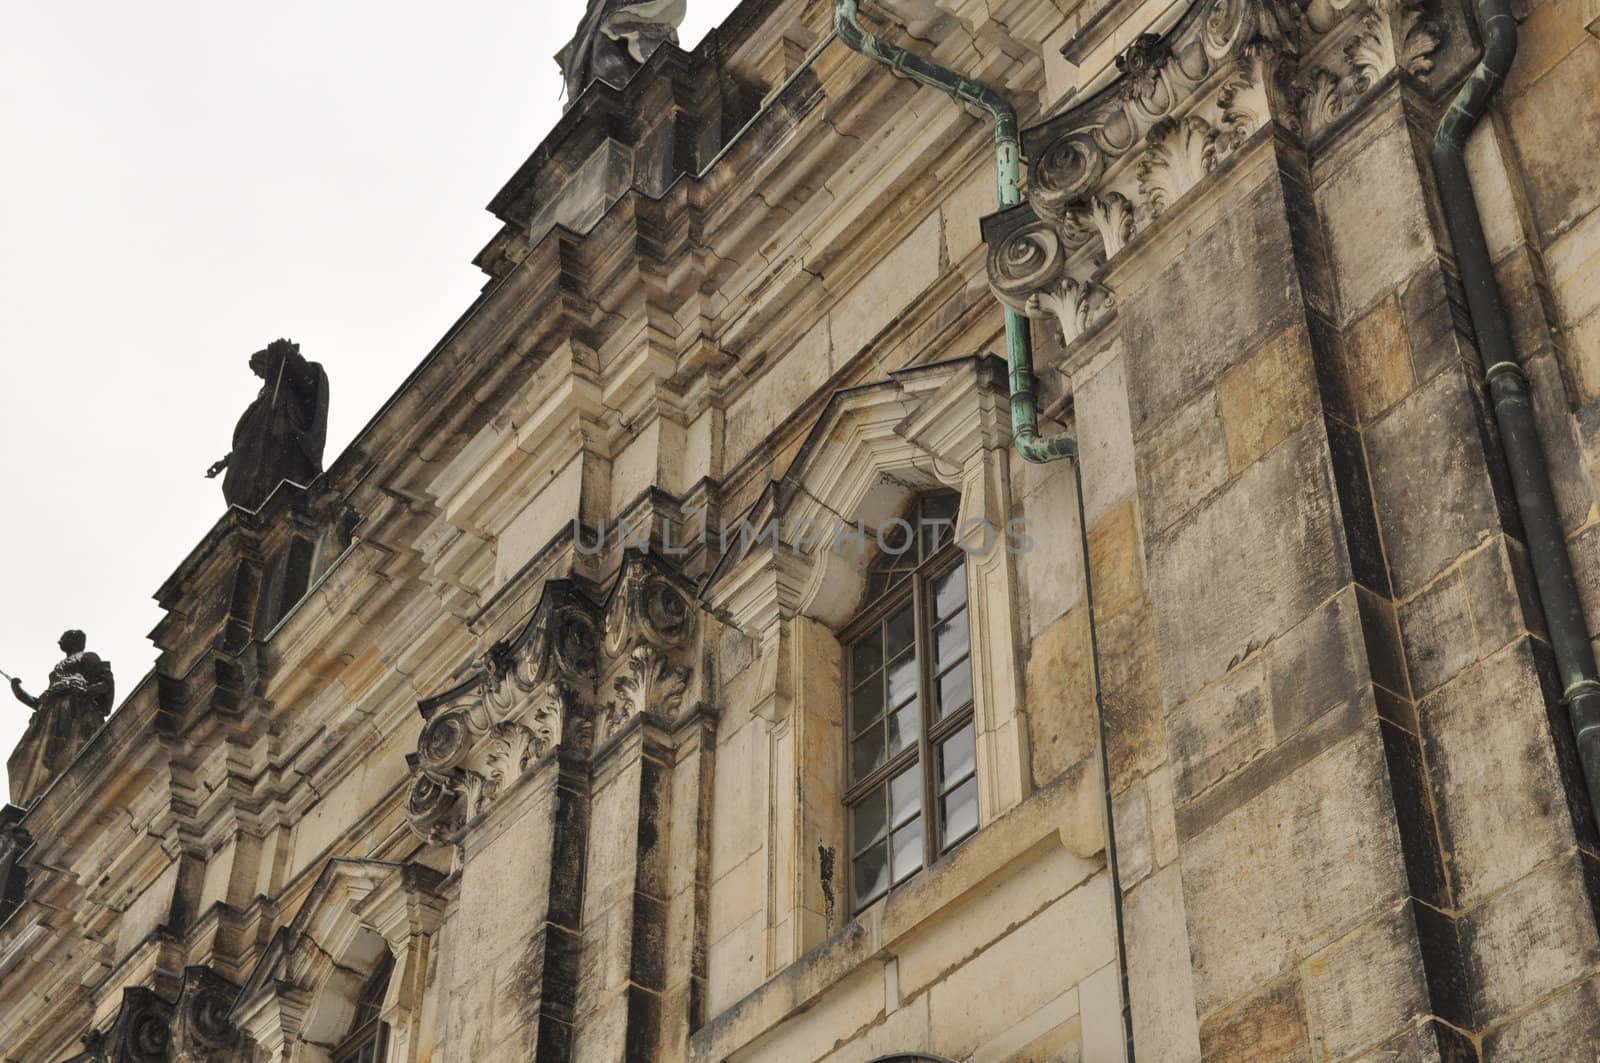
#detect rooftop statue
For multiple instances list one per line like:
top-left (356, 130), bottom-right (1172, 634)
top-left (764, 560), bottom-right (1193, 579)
top-left (556, 0), bottom-right (686, 104)
top-left (7, 630), bottom-right (114, 805)
top-left (206, 338), bottom-right (330, 511)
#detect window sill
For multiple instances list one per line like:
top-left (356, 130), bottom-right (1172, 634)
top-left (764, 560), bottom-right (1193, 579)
top-left (689, 755), bottom-right (1106, 1063)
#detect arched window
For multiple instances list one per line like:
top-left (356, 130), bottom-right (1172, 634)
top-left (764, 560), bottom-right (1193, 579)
top-left (844, 492), bottom-right (978, 912)
top-left (333, 951), bottom-right (393, 1063)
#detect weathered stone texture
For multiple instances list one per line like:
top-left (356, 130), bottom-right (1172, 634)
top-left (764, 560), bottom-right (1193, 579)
top-left (1317, 117), bottom-right (1436, 323)
top-left (1364, 370), bottom-right (1502, 598)
top-left (1181, 725), bottom-right (1409, 1015)
top-left (1121, 175), bottom-right (1305, 437)
top-left (1148, 426), bottom-right (1348, 709)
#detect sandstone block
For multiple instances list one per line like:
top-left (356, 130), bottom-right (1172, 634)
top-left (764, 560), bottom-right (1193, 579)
top-left (1342, 296), bottom-right (1415, 423)
top-left (1124, 865), bottom-right (1203, 1063)
top-left (1462, 850), bottom-right (1600, 1022)
top-left (1506, 41), bottom-right (1600, 240)
top-left (1076, 351), bottom-right (1138, 529)
top-left (1122, 175), bottom-right (1303, 436)
top-left (1217, 327), bottom-right (1319, 475)
top-left (1134, 391), bottom-right (1230, 537)
top-left (1149, 428), bottom-right (1346, 707)
top-left (1302, 904), bottom-right (1431, 1061)
top-left (1099, 603), bottom-right (1167, 794)
top-left (1364, 369), bottom-right (1501, 597)
top-left (1317, 118), bottom-right (1434, 322)
top-left (1197, 972), bottom-right (1308, 1063)
top-left (1025, 605), bottom-right (1099, 786)
top-left (1181, 726), bottom-right (1408, 1013)
top-left (1419, 640), bottom-right (1578, 906)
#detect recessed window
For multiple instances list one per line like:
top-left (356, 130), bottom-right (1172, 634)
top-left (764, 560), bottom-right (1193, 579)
top-left (333, 951), bottom-right (393, 1063)
top-left (844, 492), bottom-right (977, 912)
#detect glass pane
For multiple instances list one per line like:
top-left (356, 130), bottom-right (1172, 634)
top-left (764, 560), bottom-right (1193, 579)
top-left (867, 570), bottom-right (891, 597)
top-left (885, 604), bottom-right (916, 657)
top-left (934, 610), bottom-right (969, 668)
top-left (923, 492), bottom-right (959, 526)
top-left (940, 726), bottom-right (976, 789)
top-left (851, 724), bottom-right (885, 782)
top-left (850, 632), bottom-right (883, 682)
top-left (851, 789), bottom-right (888, 853)
top-left (937, 659), bottom-right (972, 718)
top-left (890, 766), bottom-right (922, 827)
top-left (886, 649), bottom-right (917, 709)
top-left (887, 703), bottom-right (920, 757)
top-left (921, 515), bottom-right (954, 558)
top-left (850, 675), bottom-right (884, 735)
top-left (932, 563), bottom-right (967, 620)
top-left (880, 518), bottom-right (915, 560)
top-left (892, 819), bottom-right (924, 883)
top-left (853, 842), bottom-right (889, 905)
top-left (942, 777), bottom-right (979, 848)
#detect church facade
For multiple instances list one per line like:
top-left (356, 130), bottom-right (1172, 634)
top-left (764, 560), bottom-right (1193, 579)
top-left (4, 0), bottom-right (1600, 1059)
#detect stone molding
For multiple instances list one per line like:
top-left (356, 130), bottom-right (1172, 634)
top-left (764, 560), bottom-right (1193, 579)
top-left (403, 551), bottom-right (700, 846)
top-left (985, 0), bottom-right (1441, 344)
top-left (229, 858), bottom-right (447, 1063)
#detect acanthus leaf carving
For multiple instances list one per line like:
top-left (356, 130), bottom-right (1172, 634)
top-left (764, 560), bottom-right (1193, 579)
top-left (987, 0), bottom-right (1441, 325)
top-left (1137, 115), bottom-right (1220, 217)
top-left (1024, 276), bottom-right (1117, 346)
top-left (603, 645), bottom-right (691, 741)
top-left (404, 555), bottom-right (699, 845)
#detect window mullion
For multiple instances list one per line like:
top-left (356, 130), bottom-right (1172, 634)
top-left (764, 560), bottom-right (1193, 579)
top-left (913, 571), bottom-right (938, 869)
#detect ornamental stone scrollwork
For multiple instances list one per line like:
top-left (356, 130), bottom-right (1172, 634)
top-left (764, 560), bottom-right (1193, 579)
top-left (597, 553), bottom-right (697, 743)
top-left (75, 987), bottom-right (172, 1063)
top-left (405, 581), bottom-right (599, 844)
top-left (986, 0), bottom-right (1441, 328)
top-left (170, 966), bottom-right (244, 1062)
top-left (404, 553), bottom-right (699, 844)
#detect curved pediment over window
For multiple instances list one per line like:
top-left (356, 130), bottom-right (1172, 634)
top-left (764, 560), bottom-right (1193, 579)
top-left (704, 354), bottom-right (1013, 634)
top-left (229, 858), bottom-right (447, 1063)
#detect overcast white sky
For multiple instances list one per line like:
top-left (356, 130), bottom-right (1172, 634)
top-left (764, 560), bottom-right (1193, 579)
top-left (0, 0), bottom-right (742, 797)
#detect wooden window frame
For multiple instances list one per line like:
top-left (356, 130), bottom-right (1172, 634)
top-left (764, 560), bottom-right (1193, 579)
top-left (331, 952), bottom-right (393, 1063)
top-left (842, 496), bottom-right (977, 914)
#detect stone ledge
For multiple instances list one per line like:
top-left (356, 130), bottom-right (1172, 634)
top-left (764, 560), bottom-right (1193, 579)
top-left (688, 754), bottom-right (1106, 1062)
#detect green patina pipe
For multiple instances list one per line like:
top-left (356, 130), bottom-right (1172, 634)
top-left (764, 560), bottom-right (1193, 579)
top-left (834, 7), bottom-right (1134, 1062)
top-left (1434, 0), bottom-right (1600, 826)
top-left (834, 0), bottom-right (1076, 464)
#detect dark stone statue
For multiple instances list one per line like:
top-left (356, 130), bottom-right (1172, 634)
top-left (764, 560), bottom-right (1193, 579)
top-left (556, 0), bottom-right (686, 103)
top-left (8, 630), bottom-right (114, 805)
top-left (206, 338), bottom-right (330, 510)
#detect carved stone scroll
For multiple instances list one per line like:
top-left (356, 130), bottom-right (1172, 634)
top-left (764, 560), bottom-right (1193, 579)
top-left (986, 0), bottom-right (1441, 331)
top-left (403, 553), bottom-right (700, 844)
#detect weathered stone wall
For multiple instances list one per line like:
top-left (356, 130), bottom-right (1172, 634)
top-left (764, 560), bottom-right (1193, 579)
top-left (4, 0), bottom-right (1600, 1060)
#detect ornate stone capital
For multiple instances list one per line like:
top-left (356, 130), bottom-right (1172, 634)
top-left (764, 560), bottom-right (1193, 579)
top-left (986, 0), bottom-right (1441, 329)
top-left (170, 966), bottom-right (243, 1062)
top-left (404, 554), bottom-right (701, 843)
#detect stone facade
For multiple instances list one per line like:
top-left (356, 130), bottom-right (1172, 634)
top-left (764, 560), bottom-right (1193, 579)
top-left (3, 0), bottom-right (1600, 1060)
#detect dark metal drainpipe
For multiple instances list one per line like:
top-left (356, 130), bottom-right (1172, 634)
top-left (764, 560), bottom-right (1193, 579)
top-left (834, 3), bottom-right (1135, 1059)
top-left (1433, 0), bottom-right (1600, 825)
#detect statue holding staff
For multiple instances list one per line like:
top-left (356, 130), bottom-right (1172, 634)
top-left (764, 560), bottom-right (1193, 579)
top-left (6, 630), bottom-right (114, 805)
top-left (206, 338), bottom-right (330, 511)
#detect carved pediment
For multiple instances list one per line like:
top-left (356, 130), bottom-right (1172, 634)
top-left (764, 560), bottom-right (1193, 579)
top-left (230, 858), bottom-right (448, 1056)
top-left (986, 0), bottom-right (1441, 342)
top-left (404, 553), bottom-right (701, 844)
